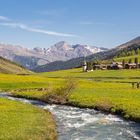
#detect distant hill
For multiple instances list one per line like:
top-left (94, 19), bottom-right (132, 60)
top-left (114, 44), bottom-right (140, 59)
top-left (99, 37), bottom-right (140, 61)
top-left (0, 56), bottom-right (31, 74)
top-left (0, 41), bottom-right (106, 69)
top-left (33, 52), bottom-right (107, 72)
top-left (33, 36), bottom-right (140, 72)
top-left (116, 36), bottom-right (140, 50)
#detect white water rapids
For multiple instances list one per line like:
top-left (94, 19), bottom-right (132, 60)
top-left (0, 93), bottom-right (140, 140)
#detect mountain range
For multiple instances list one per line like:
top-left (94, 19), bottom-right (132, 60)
top-left (0, 41), bottom-right (107, 69)
top-left (1, 36), bottom-right (140, 73)
top-left (33, 36), bottom-right (140, 72)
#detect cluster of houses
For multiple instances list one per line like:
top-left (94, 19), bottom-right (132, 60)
top-left (83, 58), bottom-right (140, 72)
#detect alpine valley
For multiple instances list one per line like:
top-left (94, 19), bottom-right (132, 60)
top-left (0, 41), bottom-right (107, 70)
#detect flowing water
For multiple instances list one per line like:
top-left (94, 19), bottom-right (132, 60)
top-left (0, 93), bottom-right (140, 140)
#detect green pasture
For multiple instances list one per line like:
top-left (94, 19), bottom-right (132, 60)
top-left (0, 98), bottom-right (57, 140)
top-left (41, 68), bottom-right (140, 81)
top-left (0, 74), bottom-right (63, 90)
top-left (0, 68), bottom-right (140, 124)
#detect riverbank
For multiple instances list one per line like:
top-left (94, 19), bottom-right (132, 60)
top-left (9, 87), bottom-right (140, 123)
top-left (1, 93), bottom-right (140, 140)
top-left (0, 97), bottom-right (57, 140)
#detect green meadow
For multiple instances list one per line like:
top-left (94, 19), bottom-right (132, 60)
top-left (0, 68), bottom-right (140, 139)
top-left (41, 69), bottom-right (140, 121)
top-left (0, 68), bottom-right (140, 121)
top-left (0, 98), bottom-right (57, 140)
top-left (41, 68), bottom-right (140, 84)
top-left (41, 68), bottom-right (140, 79)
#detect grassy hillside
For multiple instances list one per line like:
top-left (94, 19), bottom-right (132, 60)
top-left (114, 55), bottom-right (140, 62)
top-left (0, 56), bottom-right (31, 74)
top-left (0, 98), bottom-right (57, 140)
top-left (87, 44), bottom-right (140, 66)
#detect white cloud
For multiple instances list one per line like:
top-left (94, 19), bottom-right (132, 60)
top-left (0, 22), bottom-right (77, 37)
top-left (0, 16), bottom-right (9, 21)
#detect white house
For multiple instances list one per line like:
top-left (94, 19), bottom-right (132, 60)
top-left (83, 61), bottom-right (87, 72)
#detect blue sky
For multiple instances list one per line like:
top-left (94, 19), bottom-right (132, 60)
top-left (0, 0), bottom-right (140, 49)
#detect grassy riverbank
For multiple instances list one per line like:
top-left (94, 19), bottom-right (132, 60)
top-left (0, 98), bottom-right (57, 140)
top-left (0, 68), bottom-right (140, 122)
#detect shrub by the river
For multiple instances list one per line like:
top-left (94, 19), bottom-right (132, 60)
top-left (42, 77), bottom-right (78, 104)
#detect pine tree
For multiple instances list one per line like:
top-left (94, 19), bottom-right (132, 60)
top-left (128, 58), bottom-right (132, 64)
top-left (132, 50), bottom-right (135, 56)
top-left (122, 59), bottom-right (125, 68)
top-left (87, 62), bottom-right (93, 70)
top-left (134, 58), bottom-right (138, 68)
top-left (138, 48), bottom-right (140, 54)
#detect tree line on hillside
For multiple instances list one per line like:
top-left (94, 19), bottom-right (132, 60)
top-left (114, 44), bottom-right (140, 58)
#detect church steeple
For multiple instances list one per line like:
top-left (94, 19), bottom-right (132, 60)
top-left (82, 60), bottom-right (87, 72)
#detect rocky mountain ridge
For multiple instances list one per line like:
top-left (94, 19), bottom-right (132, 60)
top-left (0, 41), bottom-right (107, 69)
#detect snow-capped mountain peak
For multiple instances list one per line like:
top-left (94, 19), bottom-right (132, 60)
top-left (84, 45), bottom-right (103, 53)
top-left (0, 41), bottom-right (108, 69)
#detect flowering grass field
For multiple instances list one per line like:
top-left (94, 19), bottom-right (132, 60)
top-left (0, 98), bottom-right (57, 140)
top-left (41, 68), bottom-right (140, 80)
top-left (0, 68), bottom-right (140, 139)
top-left (41, 68), bottom-right (140, 121)
top-left (0, 68), bottom-right (140, 121)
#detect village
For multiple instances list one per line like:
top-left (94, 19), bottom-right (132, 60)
top-left (83, 58), bottom-right (140, 72)
top-left (82, 57), bottom-right (140, 89)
